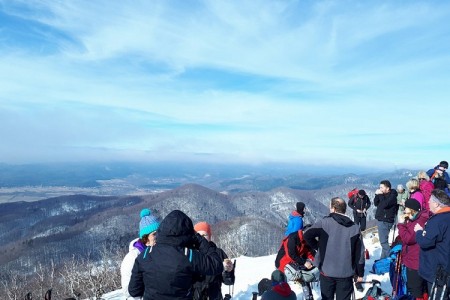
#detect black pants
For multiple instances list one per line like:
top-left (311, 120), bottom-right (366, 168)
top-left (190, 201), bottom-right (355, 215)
top-left (353, 213), bottom-right (367, 231)
top-left (406, 267), bottom-right (426, 298)
top-left (319, 274), bottom-right (354, 300)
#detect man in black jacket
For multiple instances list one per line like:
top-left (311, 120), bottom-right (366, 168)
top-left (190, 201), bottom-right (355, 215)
top-left (374, 180), bottom-right (398, 259)
top-left (128, 210), bottom-right (224, 300)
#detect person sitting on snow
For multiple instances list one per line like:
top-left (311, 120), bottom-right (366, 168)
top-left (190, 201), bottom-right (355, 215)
top-left (261, 270), bottom-right (296, 300)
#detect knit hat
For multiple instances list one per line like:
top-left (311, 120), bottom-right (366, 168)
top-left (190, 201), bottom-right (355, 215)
top-left (358, 190), bottom-right (366, 197)
top-left (271, 270), bottom-right (287, 284)
top-left (139, 209), bottom-right (160, 238)
top-left (194, 221), bottom-right (212, 237)
top-left (405, 199), bottom-right (421, 212)
top-left (296, 202), bottom-right (305, 214)
top-left (439, 161), bottom-right (449, 169)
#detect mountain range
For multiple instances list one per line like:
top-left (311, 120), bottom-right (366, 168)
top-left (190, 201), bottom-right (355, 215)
top-left (0, 165), bottom-right (419, 277)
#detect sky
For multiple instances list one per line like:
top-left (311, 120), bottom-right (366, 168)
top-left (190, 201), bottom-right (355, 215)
top-left (1, 0), bottom-right (450, 171)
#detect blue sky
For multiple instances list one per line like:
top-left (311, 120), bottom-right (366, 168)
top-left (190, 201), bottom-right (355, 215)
top-left (1, 0), bottom-right (450, 170)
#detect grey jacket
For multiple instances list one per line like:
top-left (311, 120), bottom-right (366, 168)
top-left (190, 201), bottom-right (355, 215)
top-left (304, 213), bottom-right (364, 278)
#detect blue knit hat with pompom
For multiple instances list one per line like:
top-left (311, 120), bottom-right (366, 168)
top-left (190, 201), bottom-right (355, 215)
top-left (139, 209), bottom-right (160, 238)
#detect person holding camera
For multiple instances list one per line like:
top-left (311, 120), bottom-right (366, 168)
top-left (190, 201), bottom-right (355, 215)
top-left (192, 221), bottom-right (234, 300)
top-left (128, 210), bottom-right (224, 300)
top-left (374, 180), bottom-right (398, 259)
top-left (397, 199), bottom-right (430, 299)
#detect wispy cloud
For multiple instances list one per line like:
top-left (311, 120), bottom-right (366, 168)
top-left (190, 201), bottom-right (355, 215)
top-left (1, 0), bottom-right (450, 169)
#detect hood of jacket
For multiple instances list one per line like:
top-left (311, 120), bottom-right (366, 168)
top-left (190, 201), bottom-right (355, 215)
top-left (272, 282), bottom-right (293, 297)
top-left (330, 213), bottom-right (354, 227)
top-left (157, 210), bottom-right (195, 247)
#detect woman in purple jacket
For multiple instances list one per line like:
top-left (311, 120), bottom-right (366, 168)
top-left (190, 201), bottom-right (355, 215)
top-left (397, 199), bottom-right (431, 299)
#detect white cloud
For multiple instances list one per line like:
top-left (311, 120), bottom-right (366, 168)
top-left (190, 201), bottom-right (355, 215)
top-left (1, 0), bottom-right (450, 168)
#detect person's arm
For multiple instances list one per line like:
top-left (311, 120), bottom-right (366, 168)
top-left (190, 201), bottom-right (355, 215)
top-left (364, 196), bottom-right (371, 210)
top-left (397, 223), bottom-right (416, 245)
top-left (415, 222), bottom-right (439, 249)
top-left (190, 234), bottom-right (224, 276)
top-left (348, 197), bottom-right (356, 210)
top-left (373, 194), bottom-right (381, 207)
top-left (121, 251), bottom-right (137, 297)
top-left (354, 235), bottom-right (365, 278)
top-left (303, 220), bottom-right (323, 251)
top-left (287, 233), bottom-right (306, 265)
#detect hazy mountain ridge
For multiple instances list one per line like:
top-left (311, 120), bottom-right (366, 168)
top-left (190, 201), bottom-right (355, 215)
top-left (0, 168), bottom-right (418, 274)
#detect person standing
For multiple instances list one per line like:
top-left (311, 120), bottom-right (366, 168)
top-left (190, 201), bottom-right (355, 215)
top-left (374, 180), bottom-right (399, 259)
top-left (406, 178), bottom-right (425, 209)
top-left (414, 190), bottom-right (450, 296)
top-left (285, 202), bottom-right (305, 236)
top-left (121, 209), bottom-right (160, 300)
top-left (192, 221), bottom-right (234, 300)
top-left (348, 190), bottom-right (371, 231)
top-left (128, 210), bottom-right (224, 300)
top-left (396, 184), bottom-right (409, 220)
top-left (397, 199), bottom-right (430, 299)
top-left (417, 171), bottom-right (434, 210)
top-left (427, 161), bottom-right (450, 185)
top-left (304, 197), bottom-right (365, 300)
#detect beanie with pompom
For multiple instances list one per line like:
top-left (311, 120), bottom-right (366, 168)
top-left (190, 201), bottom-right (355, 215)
top-left (139, 209), bottom-right (160, 238)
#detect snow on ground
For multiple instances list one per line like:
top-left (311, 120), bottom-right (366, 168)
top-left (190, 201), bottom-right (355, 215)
top-left (102, 233), bottom-right (392, 300)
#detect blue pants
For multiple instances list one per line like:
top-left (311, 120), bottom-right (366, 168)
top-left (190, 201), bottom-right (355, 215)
top-left (377, 221), bottom-right (393, 259)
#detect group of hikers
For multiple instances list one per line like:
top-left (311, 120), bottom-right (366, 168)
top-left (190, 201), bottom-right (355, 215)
top-left (119, 160), bottom-right (450, 300)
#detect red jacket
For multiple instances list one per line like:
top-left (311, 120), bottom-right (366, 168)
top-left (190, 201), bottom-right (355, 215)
top-left (397, 209), bottom-right (431, 270)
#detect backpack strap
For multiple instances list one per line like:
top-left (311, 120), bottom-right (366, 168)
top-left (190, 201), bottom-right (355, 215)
top-left (185, 247), bottom-right (193, 262)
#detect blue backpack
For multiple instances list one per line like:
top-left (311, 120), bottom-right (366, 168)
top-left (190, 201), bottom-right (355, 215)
top-left (371, 244), bottom-right (402, 275)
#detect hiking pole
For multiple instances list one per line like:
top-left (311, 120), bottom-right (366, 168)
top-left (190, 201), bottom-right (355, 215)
top-left (393, 252), bottom-right (402, 297)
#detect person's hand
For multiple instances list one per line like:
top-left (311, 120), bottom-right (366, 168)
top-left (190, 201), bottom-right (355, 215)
top-left (375, 189), bottom-right (382, 195)
top-left (356, 277), bottom-right (363, 282)
top-left (414, 223), bottom-right (423, 232)
top-left (304, 260), bottom-right (313, 270)
top-left (223, 259), bottom-right (233, 272)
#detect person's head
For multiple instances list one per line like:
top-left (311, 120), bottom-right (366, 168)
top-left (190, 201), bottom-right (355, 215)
top-left (330, 197), bottom-right (346, 214)
top-left (404, 198), bottom-right (421, 219)
top-left (397, 184), bottom-right (405, 193)
top-left (139, 208), bottom-right (160, 246)
top-left (194, 221), bottom-right (212, 242)
top-left (417, 171), bottom-right (430, 181)
top-left (406, 179), bottom-right (420, 192)
top-left (439, 161), bottom-right (449, 170)
top-left (379, 180), bottom-right (391, 194)
top-left (158, 210), bottom-right (195, 247)
top-left (358, 190), bottom-right (367, 198)
top-left (271, 270), bottom-right (287, 285)
top-left (429, 189), bottom-right (450, 213)
top-left (296, 202), bottom-right (306, 215)
top-left (434, 178), bottom-right (448, 190)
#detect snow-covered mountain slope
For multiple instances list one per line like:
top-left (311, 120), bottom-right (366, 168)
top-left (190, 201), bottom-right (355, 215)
top-left (102, 233), bottom-right (392, 300)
